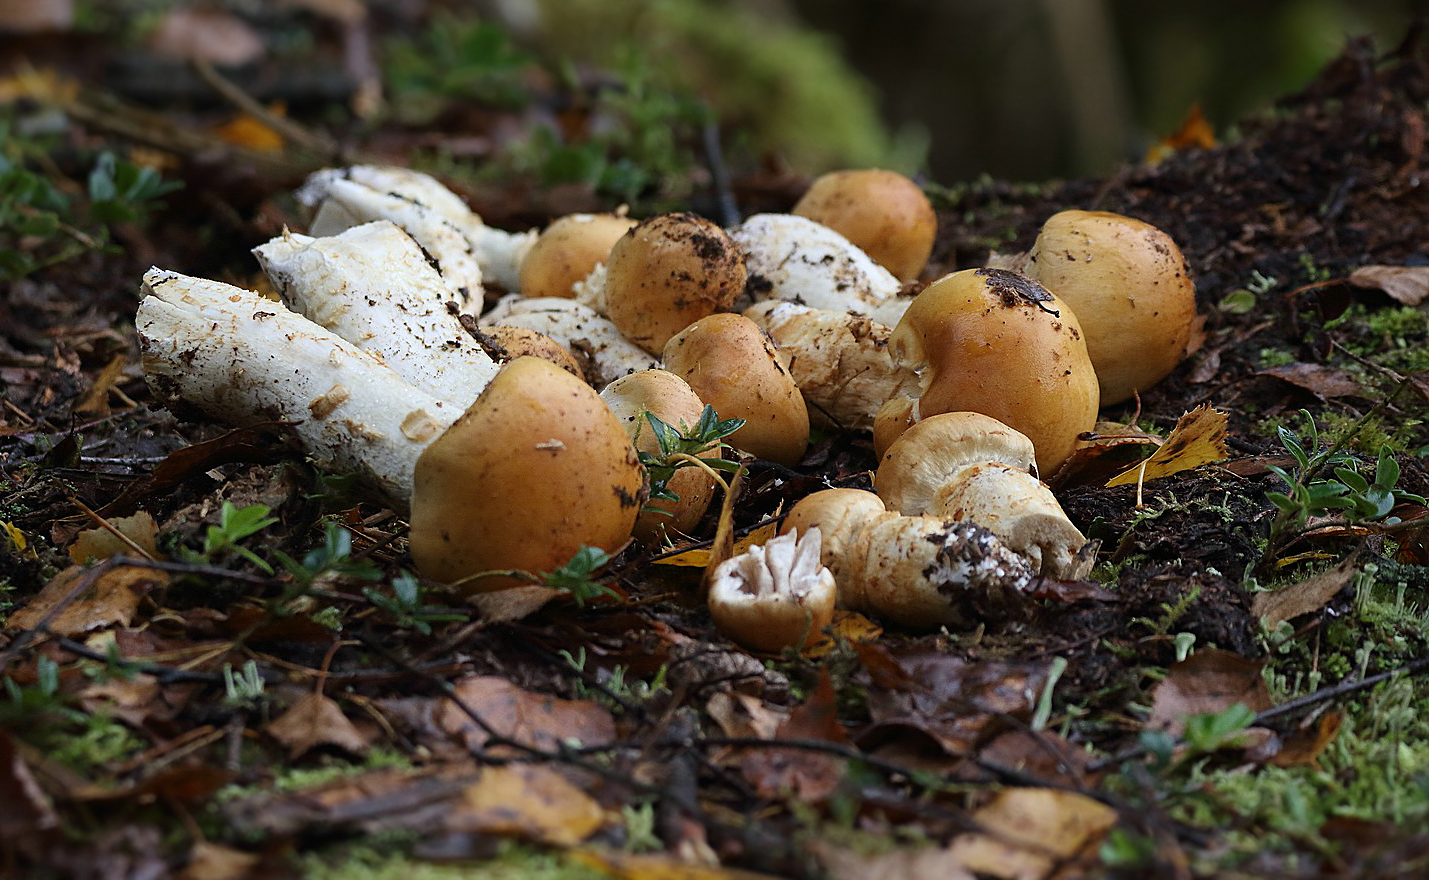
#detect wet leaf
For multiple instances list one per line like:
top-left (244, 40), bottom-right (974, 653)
top-left (655, 516), bottom-right (777, 568)
top-left (1145, 648), bottom-right (1271, 736)
top-left (451, 764), bottom-right (603, 845)
top-left (741, 671), bottom-right (850, 802)
top-left (1348, 265), bottom-right (1429, 305)
top-left (1106, 405), bottom-right (1228, 487)
top-left (439, 675), bottom-right (616, 754)
top-left (945, 788), bottom-right (1119, 879)
top-left (1252, 553), bottom-right (1359, 627)
top-left (1258, 363), bottom-right (1366, 400)
top-left (266, 693), bottom-right (371, 758)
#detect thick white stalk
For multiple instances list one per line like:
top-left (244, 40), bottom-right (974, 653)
top-left (253, 221), bottom-right (499, 409)
top-left (481, 295), bottom-right (659, 386)
top-left (136, 268), bottom-right (455, 508)
top-left (731, 213), bottom-right (900, 315)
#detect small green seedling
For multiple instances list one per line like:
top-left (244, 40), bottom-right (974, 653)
top-left (638, 405), bottom-right (745, 509)
top-left (202, 502), bottom-right (279, 573)
top-left (363, 572), bottom-right (465, 635)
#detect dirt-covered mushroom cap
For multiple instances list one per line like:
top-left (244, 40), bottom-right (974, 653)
top-left (409, 357), bottom-right (644, 590)
top-left (1021, 209), bottom-right (1196, 405)
top-left (478, 325), bottom-right (584, 379)
top-left (888, 268), bottom-right (1099, 475)
top-left (662, 313), bottom-right (809, 466)
top-left (604, 212), bottom-right (747, 355)
top-left (600, 369), bottom-right (716, 542)
top-left (875, 412), bottom-right (1038, 516)
top-left (517, 212), bottom-right (638, 299)
top-left (792, 169), bottom-right (937, 281)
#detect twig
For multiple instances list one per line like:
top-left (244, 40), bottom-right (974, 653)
top-left (190, 58), bottom-right (341, 158)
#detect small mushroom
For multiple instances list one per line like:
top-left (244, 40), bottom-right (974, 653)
top-left (792, 168), bottom-right (937, 281)
top-left (518, 212), bottom-right (638, 300)
top-left (707, 528), bottom-right (837, 653)
top-left (1019, 209), bottom-right (1198, 405)
top-left (779, 489), bottom-right (1034, 628)
top-left (603, 212), bottom-right (747, 355)
top-left (408, 357), bottom-right (645, 590)
top-left (662, 314), bottom-right (809, 466)
top-left (480, 296), bottom-right (660, 387)
top-left (875, 412), bottom-right (1092, 580)
top-left (887, 267), bottom-right (1099, 475)
top-left (600, 370), bottom-right (717, 542)
top-left (478, 325), bottom-right (584, 378)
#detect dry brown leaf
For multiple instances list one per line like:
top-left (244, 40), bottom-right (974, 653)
top-left (1144, 102), bottom-right (1217, 164)
top-left (946, 788), bottom-right (1118, 880)
top-left (706, 691), bottom-right (786, 740)
top-left (266, 693), bottom-right (371, 758)
top-left (73, 353), bottom-right (127, 414)
top-left (6, 563), bottom-right (160, 636)
top-left (741, 671), bottom-right (850, 802)
top-left (1258, 363), bottom-right (1366, 400)
top-left (179, 842), bottom-right (259, 880)
top-left (69, 511), bottom-right (159, 563)
top-left (1252, 554), bottom-right (1360, 628)
top-left (805, 610), bottom-right (882, 657)
top-left (147, 7), bottom-right (265, 65)
top-left (1146, 648), bottom-right (1272, 736)
top-left (1271, 711), bottom-right (1343, 768)
top-left (1106, 404), bottom-right (1228, 487)
top-left (466, 585), bottom-right (563, 623)
top-left (451, 764), bottom-right (603, 846)
top-left (1050, 420), bottom-right (1162, 488)
top-left (811, 841), bottom-right (977, 880)
top-left (1349, 265), bottom-right (1429, 305)
top-left (439, 676), bottom-right (615, 754)
top-left (575, 849), bottom-right (790, 879)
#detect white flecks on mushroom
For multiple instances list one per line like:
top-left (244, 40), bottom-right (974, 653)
top-left (135, 268), bottom-right (455, 508)
top-left (253, 221), bottom-right (499, 409)
top-left (480, 295), bottom-right (660, 387)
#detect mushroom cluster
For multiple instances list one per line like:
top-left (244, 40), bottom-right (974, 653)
top-left (135, 162), bottom-right (1196, 652)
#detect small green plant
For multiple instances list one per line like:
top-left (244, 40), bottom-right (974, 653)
top-left (638, 405), bottom-right (745, 510)
top-left (541, 546), bottom-right (618, 607)
top-left (363, 572), bottom-right (465, 635)
top-left (1182, 703), bottom-right (1258, 753)
top-left (274, 520), bottom-right (380, 588)
top-left (1264, 410), bottom-right (1424, 558)
top-left (222, 659), bottom-right (267, 708)
top-left (199, 502), bottom-right (279, 573)
top-left (1, 655), bottom-right (65, 720)
top-left (384, 16), bottom-right (534, 113)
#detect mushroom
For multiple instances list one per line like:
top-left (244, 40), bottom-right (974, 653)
top-left (517, 212), bottom-right (638, 299)
top-left (779, 489), bottom-right (1034, 628)
top-left (253, 221), bottom-right (499, 409)
top-left (731, 213), bottom-right (901, 315)
top-left (408, 357), bottom-right (645, 590)
top-left (887, 267), bottom-right (1100, 475)
top-left (875, 413), bottom-right (1092, 580)
top-left (602, 212), bottom-right (747, 355)
top-left (480, 296), bottom-right (660, 387)
top-left (743, 300), bottom-right (920, 431)
top-left (136, 269), bottom-right (456, 508)
top-left (297, 165), bottom-right (538, 294)
top-left (476, 325), bottom-right (585, 378)
top-left (707, 528), bottom-right (837, 653)
top-left (600, 370), bottom-right (717, 542)
top-left (792, 168), bottom-right (937, 281)
top-left (1018, 209), bottom-right (1197, 405)
top-left (662, 313), bottom-right (809, 466)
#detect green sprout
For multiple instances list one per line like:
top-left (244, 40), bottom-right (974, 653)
top-left (637, 405), bottom-right (745, 511)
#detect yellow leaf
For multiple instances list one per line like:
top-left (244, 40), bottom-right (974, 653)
top-left (655, 515), bottom-right (779, 568)
top-left (804, 611), bottom-right (882, 658)
top-left (2, 520), bottom-right (29, 555)
top-left (1106, 404), bottom-right (1228, 487)
top-left (212, 106), bottom-right (285, 152)
top-left (454, 765), bottom-right (604, 846)
top-left (947, 788), bottom-right (1118, 879)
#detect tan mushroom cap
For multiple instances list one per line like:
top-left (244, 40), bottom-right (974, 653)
top-left (479, 325), bottom-right (584, 379)
top-left (780, 488), bottom-right (889, 589)
top-left (662, 313), bottom-right (809, 466)
top-left (888, 267), bottom-right (1099, 475)
top-left (517, 212), bottom-right (637, 299)
top-left (875, 412), bottom-right (1038, 516)
top-left (1021, 209), bottom-right (1196, 405)
top-left (707, 528), bottom-right (836, 653)
top-left (793, 169), bottom-right (937, 281)
top-left (408, 357), bottom-right (644, 590)
top-left (600, 369), bottom-right (717, 542)
top-left (604, 212), bottom-right (747, 355)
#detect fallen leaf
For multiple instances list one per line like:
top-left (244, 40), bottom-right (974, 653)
top-left (73, 353), bottom-right (127, 414)
top-left (452, 764), bottom-right (603, 845)
top-left (706, 691), bottom-right (786, 740)
top-left (575, 849), bottom-right (789, 879)
top-left (811, 841), bottom-right (977, 880)
top-left (267, 693), bottom-right (371, 758)
top-left (439, 676), bottom-right (616, 754)
top-left (973, 729), bottom-right (1097, 788)
top-left (1258, 363), bottom-right (1366, 399)
top-left (1252, 554), bottom-right (1360, 627)
top-left (69, 511), bottom-right (159, 563)
top-left (804, 610), bottom-right (882, 657)
top-left (1144, 102), bottom-right (1216, 164)
top-left (0, 730), bottom-right (59, 858)
top-left (179, 842), bottom-right (259, 880)
top-left (1349, 265), bottom-right (1429, 305)
top-left (1106, 405), bottom-right (1228, 487)
top-left (212, 110), bottom-right (285, 152)
top-left (946, 788), bottom-right (1119, 880)
top-left (1271, 711), bottom-right (1342, 768)
top-left (1049, 420), bottom-right (1162, 489)
top-left (147, 7), bottom-right (264, 65)
top-left (741, 671), bottom-right (850, 802)
top-left (655, 515), bottom-right (777, 568)
top-left (1145, 648), bottom-right (1272, 736)
top-left (6, 563), bottom-right (161, 636)
top-left (466, 584), bottom-right (563, 622)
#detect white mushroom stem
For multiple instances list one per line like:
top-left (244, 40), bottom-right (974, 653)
top-left (743, 300), bottom-right (920, 430)
top-left (136, 268), bottom-right (455, 508)
top-left (480, 295), bottom-right (660, 386)
top-left (708, 528), bottom-right (837, 653)
top-left (782, 489), bottom-right (1034, 628)
top-left (253, 221), bottom-right (500, 410)
top-left (297, 166), bottom-right (537, 294)
top-left (730, 213), bottom-right (901, 315)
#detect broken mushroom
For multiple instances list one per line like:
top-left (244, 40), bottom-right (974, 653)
top-left (707, 528), bottom-right (837, 653)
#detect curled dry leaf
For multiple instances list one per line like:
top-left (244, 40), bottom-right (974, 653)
top-left (1349, 264), bottom-right (1429, 305)
top-left (1252, 553), bottom-right (1360, 628)
top-left (1105, 404), bottom-right (1229, 487)
top-left (266, 693), bottom-right (371, 759)
top-left (1145, 648), bottom-right (1272, 736)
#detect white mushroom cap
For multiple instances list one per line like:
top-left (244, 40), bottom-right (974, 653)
top-left (731, 213), bottom-right (900, 315)
top-left (708, 528), bottom-right (837, 653)
top-left (875, 412), bottom-right (1039, 516)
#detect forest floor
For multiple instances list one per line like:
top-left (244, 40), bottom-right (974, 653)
top-left (1, 10), bottom-right (1428, 880)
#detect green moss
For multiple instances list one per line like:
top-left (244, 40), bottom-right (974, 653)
top-left (301, 841), bottom-right (607, 880)
top-left (1256, 346), bottom-right (1297, 368)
